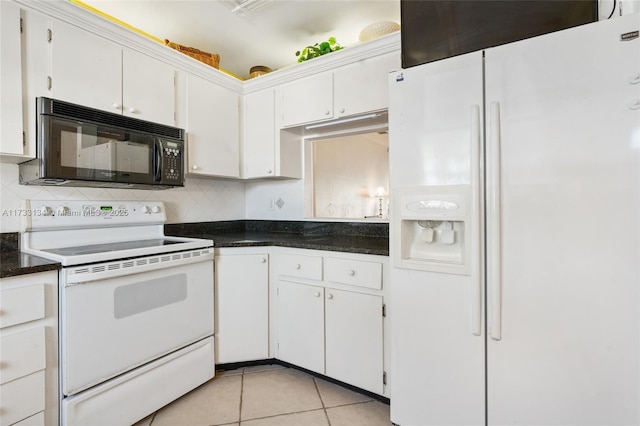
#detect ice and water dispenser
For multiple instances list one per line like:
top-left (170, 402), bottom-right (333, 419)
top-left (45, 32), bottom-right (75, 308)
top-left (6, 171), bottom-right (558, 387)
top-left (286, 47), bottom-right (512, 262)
top-left (393, 185), bottom-right (473, 275)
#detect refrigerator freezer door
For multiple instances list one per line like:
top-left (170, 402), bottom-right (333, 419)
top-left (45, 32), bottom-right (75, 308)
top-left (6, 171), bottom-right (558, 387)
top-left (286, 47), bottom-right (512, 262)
top-left (389, 51), bottom-right (485, 425)
top-left (485, 14), bottom-right (640, 425)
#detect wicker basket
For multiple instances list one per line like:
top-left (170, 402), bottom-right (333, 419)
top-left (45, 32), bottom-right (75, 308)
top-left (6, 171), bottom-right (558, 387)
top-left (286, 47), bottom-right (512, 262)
top-left (164, 39), bottom-right (220, 69)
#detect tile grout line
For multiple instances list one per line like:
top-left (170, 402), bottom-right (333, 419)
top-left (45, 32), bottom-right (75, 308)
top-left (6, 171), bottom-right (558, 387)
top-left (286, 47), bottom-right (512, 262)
top-left (313, 376), bottom-right (333, 426)
top-left (238, 368), bottom-right (245, 425)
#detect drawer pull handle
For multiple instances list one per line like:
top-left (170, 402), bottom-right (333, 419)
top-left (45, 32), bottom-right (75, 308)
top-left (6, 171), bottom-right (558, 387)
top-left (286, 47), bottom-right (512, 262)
top-left (347, 269), bottom-right (356, 276)
top-left (260, 258), bottom-right (267, 263)
top-left (295, 264), bottom-right (301, 270)
top-left (327, 293), bottom-right (334, 300)
top-left (314, 291), bottom-right (321, 297)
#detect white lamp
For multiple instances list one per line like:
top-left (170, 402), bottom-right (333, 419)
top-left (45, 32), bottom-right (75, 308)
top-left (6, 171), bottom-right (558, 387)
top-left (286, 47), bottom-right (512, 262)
top-left (375, 187), bottom-right (387, 218)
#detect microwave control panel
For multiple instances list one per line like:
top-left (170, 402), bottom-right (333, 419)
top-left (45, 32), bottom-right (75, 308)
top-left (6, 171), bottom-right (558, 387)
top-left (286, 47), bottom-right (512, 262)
top-left (161, 141), bottom-right (183, 182)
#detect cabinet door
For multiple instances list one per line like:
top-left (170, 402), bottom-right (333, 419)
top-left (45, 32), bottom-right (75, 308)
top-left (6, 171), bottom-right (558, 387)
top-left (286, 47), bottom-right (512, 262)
top-left (277, 281), bottom-right (324, 374)
top-left (0, 1), bottom-right (24, 159)
top-left (122, 49), bottom-right (175, 126)
top-left (325, 289), bottom-right (383, 394)
top-left (50, 19), bottom-right (121, 114)
top-left (186, 74), bottom-right (240, 178)
top-left (334, 52), bottom-right (400, 118)
top-left (277, 72), bottom-right (333, 127)
top-left (215, 253), bottom-right (269, 363)
top-left (243, 89), bottom-right (275, 178)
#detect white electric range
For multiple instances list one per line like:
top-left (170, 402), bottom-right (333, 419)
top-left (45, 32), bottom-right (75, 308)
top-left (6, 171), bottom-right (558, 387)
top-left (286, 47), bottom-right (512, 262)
top-left (22, 199), bottom-right (215, 426)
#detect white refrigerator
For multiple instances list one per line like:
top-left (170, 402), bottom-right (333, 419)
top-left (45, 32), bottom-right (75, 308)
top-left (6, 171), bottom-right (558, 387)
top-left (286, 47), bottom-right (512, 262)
top-left (388, 13), bottom-right (640, 426)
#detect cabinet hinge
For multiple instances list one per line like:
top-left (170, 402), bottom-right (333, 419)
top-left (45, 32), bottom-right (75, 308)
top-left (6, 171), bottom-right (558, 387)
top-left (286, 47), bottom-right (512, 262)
top-left (47, 76), bottom-right (52, 90)
top-left (383, 371), bottom-right (387, 385)
top-left (382, 304), bottom-right (386, 318)
top-left (20, 17), bottom-right (24, 34)
top-left (22, 131), bottom-right (26, 147)
top-left (47, 28), bottom-right (52, 43)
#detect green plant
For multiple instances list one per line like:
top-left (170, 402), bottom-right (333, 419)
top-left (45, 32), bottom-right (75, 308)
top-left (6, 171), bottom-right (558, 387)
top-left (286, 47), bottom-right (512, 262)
top-left (295, 37), bottom-right (344, 62)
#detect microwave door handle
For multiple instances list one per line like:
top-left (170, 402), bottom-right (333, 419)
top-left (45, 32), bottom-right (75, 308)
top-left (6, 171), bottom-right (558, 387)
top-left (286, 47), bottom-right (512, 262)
top-left (153, 138), bottom-right (163, 182)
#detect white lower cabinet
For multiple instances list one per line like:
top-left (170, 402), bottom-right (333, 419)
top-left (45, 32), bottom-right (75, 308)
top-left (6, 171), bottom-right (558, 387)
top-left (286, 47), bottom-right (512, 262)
top-left (276, 281), bottom-right (325, 374)
top-left (0, 271), bottom-right (58, 426)
top-left (275, 249), bottom-right (387, 396)
top-left (212, 247), bottom-right (387, 396)
top-left (324, 288), bottom-right (383, 395)
top-left (214, 251), bottom-right (269, 363)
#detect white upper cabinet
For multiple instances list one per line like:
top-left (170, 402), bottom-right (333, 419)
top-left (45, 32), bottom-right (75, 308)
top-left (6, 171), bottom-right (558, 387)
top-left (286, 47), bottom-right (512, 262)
top-left (50, 19), bottom-right (175, 126)
top-left (1, 3), bottom-right (51, 162)
top-left (121, 48), bottom-right (175, 126)
top-left (276, 51), bottom-right (400, 129)
top-left (0, 1), bottom-right (25, 160)
top-left (50, 19), bottom-right (120, 114)
top-left (243, 88), bottom-right (303, 179)
top-left (185, 74), bottom-right (240, 178)
top-left (333, 52), bottom-right (400, 118)
top-left (276, 72), bottom-right (334, 128)
top-left (243, 89), bottom-right (276, 178)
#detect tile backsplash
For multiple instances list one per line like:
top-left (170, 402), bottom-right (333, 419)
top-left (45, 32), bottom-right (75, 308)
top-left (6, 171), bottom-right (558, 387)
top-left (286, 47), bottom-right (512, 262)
top-left (0, 163), bottom-right (246, 232)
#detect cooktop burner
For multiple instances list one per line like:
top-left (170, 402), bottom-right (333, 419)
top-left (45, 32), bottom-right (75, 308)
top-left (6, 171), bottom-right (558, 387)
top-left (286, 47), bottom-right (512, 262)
top-left (41, 239), bottom-right (184, 256)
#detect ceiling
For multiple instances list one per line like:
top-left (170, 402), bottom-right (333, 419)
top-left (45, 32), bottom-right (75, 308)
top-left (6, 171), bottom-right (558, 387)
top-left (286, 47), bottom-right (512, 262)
top-left (81, 0), bottom-right (401, 79)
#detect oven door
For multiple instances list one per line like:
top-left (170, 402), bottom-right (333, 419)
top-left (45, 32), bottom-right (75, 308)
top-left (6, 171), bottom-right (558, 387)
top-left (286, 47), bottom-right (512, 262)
top-left (60, 251), bottom-right (214, 396)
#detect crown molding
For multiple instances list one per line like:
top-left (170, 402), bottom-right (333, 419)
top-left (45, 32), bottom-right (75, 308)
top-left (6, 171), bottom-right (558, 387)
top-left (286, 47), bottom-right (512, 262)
top-left (14, 0), bottom-right (400, 95)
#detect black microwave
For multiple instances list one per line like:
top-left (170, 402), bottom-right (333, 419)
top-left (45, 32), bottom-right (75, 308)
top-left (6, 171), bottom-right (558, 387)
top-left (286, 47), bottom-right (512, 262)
top-left (19, 97), bottom-right (185, 189)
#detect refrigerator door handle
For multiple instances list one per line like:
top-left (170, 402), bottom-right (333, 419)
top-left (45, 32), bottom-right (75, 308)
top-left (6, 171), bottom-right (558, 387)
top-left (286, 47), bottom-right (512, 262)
top-left (488, 101), bottom-right (503, 341)
top-left (471, 104), bottom-right (482, 337)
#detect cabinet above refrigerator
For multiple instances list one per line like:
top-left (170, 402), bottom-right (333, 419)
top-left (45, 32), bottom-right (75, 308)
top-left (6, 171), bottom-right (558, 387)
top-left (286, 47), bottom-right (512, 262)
top-left (400, 0), bottom-right (598, 68)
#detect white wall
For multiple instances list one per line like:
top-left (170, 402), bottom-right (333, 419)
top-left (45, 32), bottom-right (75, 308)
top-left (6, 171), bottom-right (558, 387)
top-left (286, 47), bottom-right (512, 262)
top-left (0, 162), bottom-right (246, 232)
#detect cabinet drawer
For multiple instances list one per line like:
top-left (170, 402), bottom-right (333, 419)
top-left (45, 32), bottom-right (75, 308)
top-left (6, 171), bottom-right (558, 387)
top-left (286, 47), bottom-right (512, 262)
top-left (0, 327), bottom-right (46, 385)
top-left (0, 284), bottom-right (45, 329)
top-left (0, 370), bottom-right (45, 426)
top-left (277, 254), bottom-right (323, 281)
top-left (325, 257), bottom-right (382, 290)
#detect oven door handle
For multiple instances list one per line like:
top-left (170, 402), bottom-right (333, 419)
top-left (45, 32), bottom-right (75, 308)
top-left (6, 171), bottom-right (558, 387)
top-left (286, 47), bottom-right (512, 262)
top-left (153, 138), bottom-right (163, 182)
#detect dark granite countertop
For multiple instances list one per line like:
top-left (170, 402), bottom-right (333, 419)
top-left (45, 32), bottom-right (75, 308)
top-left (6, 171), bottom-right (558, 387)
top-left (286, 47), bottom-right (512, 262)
top-left (0, 251), bottom-right (61, 278)
top-left (165, 220), bottom-right (389, 256)
top-left (0, 232), bottom-right (61, 278)
top-left (0, 220), bottom-right (388, 278)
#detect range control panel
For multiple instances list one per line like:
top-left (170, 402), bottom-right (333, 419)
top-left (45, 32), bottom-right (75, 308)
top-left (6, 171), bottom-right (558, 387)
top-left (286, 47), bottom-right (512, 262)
top-left (23, 200), bottom-right (167, 231)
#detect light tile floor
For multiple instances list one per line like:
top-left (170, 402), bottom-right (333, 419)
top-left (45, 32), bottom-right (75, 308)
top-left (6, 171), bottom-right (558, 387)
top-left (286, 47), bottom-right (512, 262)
top-left (133, 364), bottom-right (390, 426)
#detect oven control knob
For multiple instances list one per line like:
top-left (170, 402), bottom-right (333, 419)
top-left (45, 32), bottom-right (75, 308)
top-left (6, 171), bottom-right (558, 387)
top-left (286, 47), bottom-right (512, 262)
top-left (56, 206), bottom-right (69, 217)
top-left (151, 205), bottom-right (161, 214)
top-left (40, 206), bottom-right (53, 216)
top-left (140, 205), bottom-right (150, 214)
